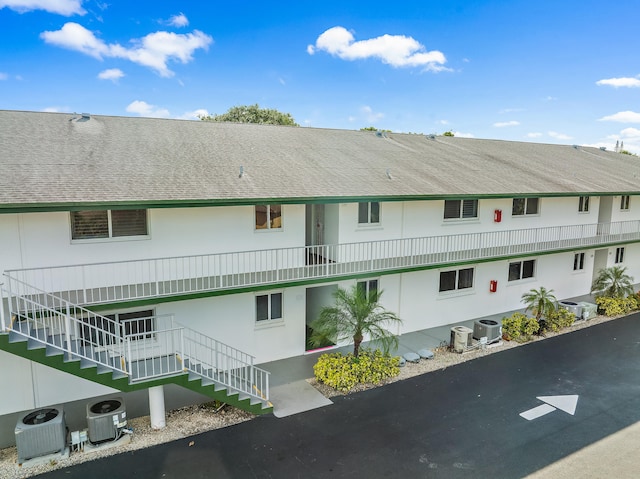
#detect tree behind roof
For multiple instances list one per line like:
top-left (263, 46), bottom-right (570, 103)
top-left (200, 104), bottom-right (299, 126)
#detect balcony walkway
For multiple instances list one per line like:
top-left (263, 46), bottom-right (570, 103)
top-left (5, 221), bottom-right (640, 308)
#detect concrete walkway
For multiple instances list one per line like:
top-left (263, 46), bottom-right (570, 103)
top-left (526, 420), bottom-right (640, 478)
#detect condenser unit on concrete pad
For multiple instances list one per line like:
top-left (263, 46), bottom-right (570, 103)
top-left (15, 405), bottom-right (67, 464)
top-left (473, 319), bottom-right (502, 344)
top-left (450, 326), bottom-right (473, 353)
top-left (558, 301), bottom-right (583, 319)
top-left (87, 397), bottom-right (127, 444)
top-left (577, 302), bottom-right (598, 320)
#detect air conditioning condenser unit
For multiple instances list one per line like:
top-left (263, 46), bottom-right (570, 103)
top-left (473, 319), bottom-right (502, 344)
top-left (450, 326), bottom-right (473, 353)
top-left (87, 397), bottom-right (127, 444)
top-left (15, 405), bottom-right (67, 464)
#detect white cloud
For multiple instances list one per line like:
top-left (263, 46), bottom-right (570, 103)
top-left (499, 108), bottom-right (524, 114)
top-left (596, 77), bottom-right (640, 88)
top-left (0, 72), bottom-right (7, 80)
top-left (493, 120), bottom-right (520, 127)
top-left (179, 109), bottom-right (209, 120)
top-left (307, 26), bottom-right (447, 71)
top-left (437, 119), bottom-right (449, 125)
top-left (167, 12), bottom-right (188, 27)
top-left (599, 111), bottom-right (640, 123)
top-left (452, 131), bottom-right (474, 138)
top-left (548, 131), bottom-right (573, 140)
top-left (42, 106), bottom-right (70, 112)
top-left (126, 100), bottom-right (170, 118)
top-left (97, 68), bottom-right (124, 81)
top-left (361, 105), bottom-right (384, 123)
top-left (527, 132), bottom-right (542, 138)
top-left (619, 127), bottom-right (640, 138)
top-left (0, 0), bottom-right (85, 15)
top-left (41, 22), bottom-right (213, 77)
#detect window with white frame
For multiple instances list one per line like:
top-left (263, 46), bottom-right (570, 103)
top-left (439, 267), bottom-right (474, 292)
top-left (615, 247), bottom-right (625, 264)
top-left (255, 205), bottom-right (282, 229)
top-left (71, 210), bottom-right (148, 240)
top-left (512, 197), bottom-right (539, 216)
top-left (357, 279), bottom-right (378, 298)
top-left (620, 195), bottom-right (630, 211)
top-left (256, 292), bottom-right (283, 322)
top-left (508, 259), bottom-right (535, 281)
top-left (573, 252), bottom-right (585, 271)
top-left (358, 202), bottom-right (380, 224)
top-left (444, 199), bottom-right (478, 220)
top-left (578, 196), bottom-right (590, 213)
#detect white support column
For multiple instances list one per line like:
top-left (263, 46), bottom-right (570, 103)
top-left (148, 385), bottom-right (166, 430)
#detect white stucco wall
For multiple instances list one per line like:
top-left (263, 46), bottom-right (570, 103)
top-left (153, 286), bottom-right (307, 364)
top-left (0, 205), bottom-right (305, 272)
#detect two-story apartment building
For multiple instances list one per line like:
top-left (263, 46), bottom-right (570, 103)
top-left (1, 110), bottom-right (640, 446)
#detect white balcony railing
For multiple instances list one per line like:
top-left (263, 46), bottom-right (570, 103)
top-left (4, 220), bottom-right (640, 307)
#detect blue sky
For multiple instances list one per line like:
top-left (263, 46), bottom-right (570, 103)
top-left (2, 0), bottom-right (640, 152)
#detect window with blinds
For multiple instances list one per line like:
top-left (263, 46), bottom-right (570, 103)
top-left (444, 199), bottom-right (478, 220)
top-left (111, 210), bottom-right (148, 237)
top-left (71, 210), bottom-right (148, 240)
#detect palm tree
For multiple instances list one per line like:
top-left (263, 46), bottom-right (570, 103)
top-left (521, 286), bottom-right (557, 321)
top-left (591, 266), bottom-right (634, 298)
top-left (308, 285), bottom-right (403, 357)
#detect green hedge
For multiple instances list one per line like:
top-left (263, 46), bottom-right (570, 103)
top-left (502, 312), bottom-right (540, 343)
top-left (596, 295), bottom-right (640, 316)
top-left (313, 349), bottom-right (400, 392)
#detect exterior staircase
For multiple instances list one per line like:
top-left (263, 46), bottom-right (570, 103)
top-left (0, 279), bottom-right (272, 415)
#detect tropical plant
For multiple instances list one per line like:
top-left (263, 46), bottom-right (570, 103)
top-left (521, 287), bottom-right (557, 321)
top-left (313, 349), bottom-right (400, 392)
top-left (591, 266), bottom-right (634, 298)
top-left (501, 312), bottom-right (540, 342)
top-left (308, 285), bottom-right (402, 357)
top-left (200, 104), bottom-right (299, 126)
top-left (544, 308), bottom-right (576, 333)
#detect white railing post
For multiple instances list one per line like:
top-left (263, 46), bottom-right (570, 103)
top-left (64, 303), bottom-right (73, 361)
top-left (180, 327), bottom-right (185, 372)
top-left (0, 283), bottom-right (5, 332)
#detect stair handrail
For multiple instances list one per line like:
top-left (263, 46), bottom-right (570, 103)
top-left (3, 275), bottom-right (128, 375)
top-left (180, 325), bottom-right (270, 402)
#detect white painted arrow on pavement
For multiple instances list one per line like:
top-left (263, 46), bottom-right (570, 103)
top-left (519, 395), bottom-right (579, 421)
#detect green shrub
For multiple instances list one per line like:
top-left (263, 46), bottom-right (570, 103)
top-left (596, 296), bottom-right (636, 316)
top-left (625, 293), bottom-right (640, 311)
top-left (502, 312), bottom-right (539, 343)
top-left (544, 308), bottom-right (575, 333)
top-left (313, 349), bottom-right (400, 392)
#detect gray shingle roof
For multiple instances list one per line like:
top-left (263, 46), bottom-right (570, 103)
top-left (1, 109), bottom-right (639, 210)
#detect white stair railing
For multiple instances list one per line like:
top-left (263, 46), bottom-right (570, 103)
top-left (1, 279), bottom-right (270, 405)
top-left (4, 278), bottom-right (127, 374)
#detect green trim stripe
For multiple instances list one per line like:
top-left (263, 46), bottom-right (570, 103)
top-left (1, 192), bottom-right (639, 214)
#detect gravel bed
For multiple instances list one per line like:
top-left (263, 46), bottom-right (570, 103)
top-left (0, 313), bottom-right (620, 478)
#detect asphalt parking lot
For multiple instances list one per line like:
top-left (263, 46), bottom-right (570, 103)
top-left (39, 313), bottom-right (640, 478)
